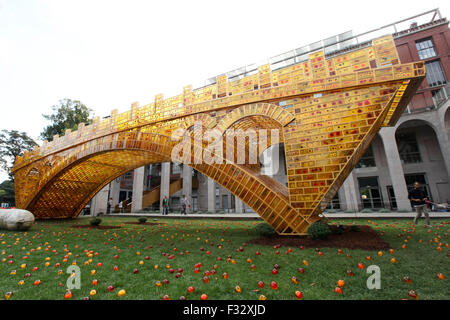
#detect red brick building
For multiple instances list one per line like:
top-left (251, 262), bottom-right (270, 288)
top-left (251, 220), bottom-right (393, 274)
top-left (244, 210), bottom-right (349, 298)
top-left (394, 12), bottom-right (449, 111)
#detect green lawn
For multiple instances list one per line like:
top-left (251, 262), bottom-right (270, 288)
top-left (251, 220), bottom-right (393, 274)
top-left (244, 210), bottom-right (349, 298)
top-left (0, 217), bottom-right (448, 300)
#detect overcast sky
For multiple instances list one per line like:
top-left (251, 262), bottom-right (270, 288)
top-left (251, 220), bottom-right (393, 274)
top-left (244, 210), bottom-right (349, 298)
top-left (1, 0), bottom-right (449, 182)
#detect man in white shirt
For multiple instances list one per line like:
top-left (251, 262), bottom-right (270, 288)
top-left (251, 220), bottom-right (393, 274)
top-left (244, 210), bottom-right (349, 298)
top-left (180, 195), bottom-right (190, 215)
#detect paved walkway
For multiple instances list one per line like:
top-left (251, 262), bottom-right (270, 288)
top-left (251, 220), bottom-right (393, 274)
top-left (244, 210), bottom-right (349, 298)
top-left (107, 212), bottom-right (262, 220)
top-left (105, 211), bottom-right (450, 220)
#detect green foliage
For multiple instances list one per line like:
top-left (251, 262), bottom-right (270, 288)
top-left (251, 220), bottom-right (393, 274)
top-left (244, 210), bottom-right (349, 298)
top-left (325, 209), bottom-right (338, 213)
top-left (137, 217), bottom-right (148, 224)
top-left (361, 208), bottom-right (374, 213)
top-left (0, 180), bottom-right (15, 206)
top-left (89, 217), bottom-right (102, 226)
top-left (40, 99), bottom-right (93, 142)
top-left (307, 221), bottom-right (331, 240)
top-left (255, 222), bottom-right (276, 237)
top-left (331, 224), bottom-right (345, 235)
top-left (378, 208), bottom-right (391, 213)
top-left (350, 225), bottom-right (360, 232)
top-left (0, 130), bottom-right (37, 180)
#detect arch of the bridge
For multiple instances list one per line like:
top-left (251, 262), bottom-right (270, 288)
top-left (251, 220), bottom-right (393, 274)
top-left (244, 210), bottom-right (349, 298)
top-left (173, 103), bottom-right (291, 172)
top-left (214, 102), bottom-right (295, 134)
top-left (23, 129), bottom-right (311, 234)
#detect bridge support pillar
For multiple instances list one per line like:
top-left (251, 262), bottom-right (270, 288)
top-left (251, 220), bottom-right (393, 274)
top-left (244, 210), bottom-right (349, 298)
top-left (132, 166), bottom-right (145, 212)
top-left (379, 127), bottom-right (412, 211)
top-left (160, 162), bottom-right (171, 213)
top-left (207, 178), bottom-right (215, 212)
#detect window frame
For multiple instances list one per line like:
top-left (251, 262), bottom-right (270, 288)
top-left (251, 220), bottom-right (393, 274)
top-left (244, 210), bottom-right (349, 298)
top-left (415, 37), bottom-right (437, 60)
top-left (425, 59), bottom-right (447, 88)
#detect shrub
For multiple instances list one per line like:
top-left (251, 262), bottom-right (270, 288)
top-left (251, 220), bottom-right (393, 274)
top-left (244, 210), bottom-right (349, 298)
top-left (378, 208), bottom-right (391, 213)
top-left (360, 208), bottom-right (373, 213)
top-left (350, 225), bottom-right (360, 232)
top-left (89, 217), bottom-right (102, 226)
top-left (308, 221), bottom-right (331, 240)
top-left (331, 224), bottom-right (345, 235)
top-left (138, 217), bottom-right (147, 224)
top-left (255, 223), bottom-right (276, 237)
top-left (325, 209), bottom-right (337, 214)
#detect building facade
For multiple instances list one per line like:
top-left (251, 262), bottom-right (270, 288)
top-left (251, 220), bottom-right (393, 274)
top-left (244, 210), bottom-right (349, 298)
top-left (90, 9), bottom-right (450, 215)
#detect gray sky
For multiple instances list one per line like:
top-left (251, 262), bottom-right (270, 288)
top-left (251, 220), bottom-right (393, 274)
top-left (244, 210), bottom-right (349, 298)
top-left (1, 0), bottom-right (449, 182)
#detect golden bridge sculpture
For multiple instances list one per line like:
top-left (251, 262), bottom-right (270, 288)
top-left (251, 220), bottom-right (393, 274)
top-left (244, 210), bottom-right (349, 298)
top-left (12, 34), bottom-right (425, 235)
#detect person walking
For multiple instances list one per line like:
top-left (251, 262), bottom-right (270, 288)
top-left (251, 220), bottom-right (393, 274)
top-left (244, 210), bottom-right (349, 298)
top-left (162, 196), bottom-right (169, 215)
top-left (181, 195), bottom-right (190, 215)
top-left (408, 181), bottom-right (431, 227)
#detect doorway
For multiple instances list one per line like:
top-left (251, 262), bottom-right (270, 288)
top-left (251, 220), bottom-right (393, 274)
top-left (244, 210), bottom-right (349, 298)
top-left (358, 176), bottom-right (384, 209)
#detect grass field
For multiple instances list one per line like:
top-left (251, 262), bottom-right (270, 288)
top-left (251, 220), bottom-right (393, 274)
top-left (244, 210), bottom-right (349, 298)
top-left (0, 217), bottom-right (448, 300)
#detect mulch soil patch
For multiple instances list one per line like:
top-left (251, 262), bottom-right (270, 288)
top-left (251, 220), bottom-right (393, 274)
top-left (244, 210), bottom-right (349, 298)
top-left (248, 225), bottom-right (391, 250)
top-left (70, 225), bottom-right (121, 230)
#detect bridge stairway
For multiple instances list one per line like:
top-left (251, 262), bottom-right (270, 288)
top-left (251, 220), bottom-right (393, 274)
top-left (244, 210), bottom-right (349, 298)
top-left (141, 178), bottom-right (183, 210)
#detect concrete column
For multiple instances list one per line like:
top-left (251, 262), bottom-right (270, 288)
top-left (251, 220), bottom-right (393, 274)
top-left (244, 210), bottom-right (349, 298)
top-left (379, 127), bottom-right (412, 211)
top-left (131, 166), bottom-right (145, 212)
top-left (235, 195), bottom-right (243, 213)
top-left (182, 164), bottom-right (192, 207)
top-left (434, 120), bottom-right (450, 181)
top-left (160, 162), bottom-right (171, 213)
top-left (109, 178), bottom-right (121, 212)
top-left (90, 185), bottom-right (109, 216)
top-left (341, 172), bottom-right (359, 212)
top-left (207, 178), bottom-right (215, 212)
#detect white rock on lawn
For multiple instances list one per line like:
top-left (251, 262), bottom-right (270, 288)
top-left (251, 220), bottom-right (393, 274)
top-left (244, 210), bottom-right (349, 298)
top-left (0, 209), bottom-right (35, 231)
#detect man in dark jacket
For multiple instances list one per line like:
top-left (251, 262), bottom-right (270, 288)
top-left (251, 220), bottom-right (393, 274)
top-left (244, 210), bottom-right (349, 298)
top-left (408, 182), bottom-right (430, 226)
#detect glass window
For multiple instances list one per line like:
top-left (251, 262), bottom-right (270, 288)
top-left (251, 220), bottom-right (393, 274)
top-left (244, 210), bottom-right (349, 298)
top-left (326, 193), bottom-right (340, 210)
top-left (124, 172), bottom-right (132, 179)
top-left (386, 186), bottom-right (397, 210)
top-left (172, 163), bottom-right (182, 174)
top-left (432, 89), bottom-right (448, 107)
top-left (396, 132), bottom-right (422, 164)
top-left (425, 60), bottom-right (446, 87)
top-left (358, 176), bottom-right (384, 209)
top-left (356, 145), bottom-right (376, 168)
top-left (415, 38), bottom-right (437, 60)
top-left (171, 197), bottom-right (180, 208)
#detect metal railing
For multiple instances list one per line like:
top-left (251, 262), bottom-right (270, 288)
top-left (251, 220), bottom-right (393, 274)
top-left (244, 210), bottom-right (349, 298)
top-left (195, 8), bottom-right (444, 89)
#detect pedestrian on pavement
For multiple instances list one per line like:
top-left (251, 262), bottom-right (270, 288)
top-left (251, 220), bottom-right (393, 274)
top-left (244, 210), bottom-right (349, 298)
top-left (181, 195), bottom-right (190, 215)
top-left (408, 181), bottom-right (431, 227)
top-left (162, 196), bottom-right (169, 215)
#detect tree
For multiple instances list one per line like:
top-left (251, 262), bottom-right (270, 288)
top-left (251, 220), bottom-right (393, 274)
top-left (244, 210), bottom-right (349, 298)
top-left (0, 130), bottom-right (37, 180)
top-left (0, 180), bottom-right (15, 206)
top-left (40, 99), bottom-right (93, 141)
